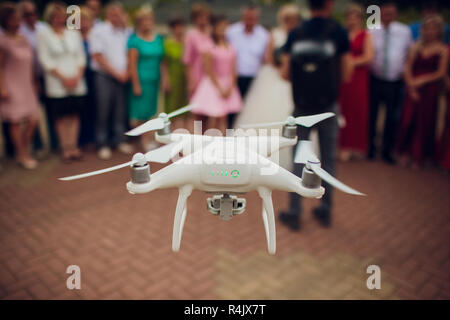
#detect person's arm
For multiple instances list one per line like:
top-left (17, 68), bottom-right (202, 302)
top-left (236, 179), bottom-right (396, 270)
top-left (160, 38), bottom-right (170, 93)
top-left (224, 49), bottom-right (238, 97)
top-left (341, 52), bottom-right (352, 83)
top-left (412, 46), bottom-right (448, 87)
top-left (445, 63), bottom-right (450, 91)
top-left (128, 48), bottom-right (141, 96)
top-left (279, 28), bottom-right (295, 81)
top-left (73, 32), bottom-right (86, 85)
top-left (0, 51), bottom-right (7, 99)
top-left (185, 64), bottom-right (194, 95)
top-left (403, 44), bottom-right (418, 86)
top-left (351, 33), bottom-right (374, 67)
top-left (92, 53), bottom-right (126, 82)
top-left (182, 31), bottom-right (196, 96)
top-left (161, 60), bottom-right (170, 93)
top-left (264, 33), bottom-right (275, 65)
top-left (203, 51), bottom-right (224, 96)
top-left (338, 27), bottom-right (352, 84)
top-left (280, 53), bottom-right (290, 81)
top-left (403, 44), bottom-right (420, 101)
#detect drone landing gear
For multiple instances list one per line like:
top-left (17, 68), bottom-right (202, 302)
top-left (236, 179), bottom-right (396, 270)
top-left (172, 185), bottom-right (193, 252)
top-left (257, 187), bottom-right (276, 255)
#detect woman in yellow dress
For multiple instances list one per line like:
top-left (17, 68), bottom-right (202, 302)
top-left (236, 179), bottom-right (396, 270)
top-left (164, 17), bottom-right (188, 130)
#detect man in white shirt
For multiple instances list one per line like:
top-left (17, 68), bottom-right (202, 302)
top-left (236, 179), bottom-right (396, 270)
top-left (18, 1), bottom-right (46, 74)
top-left (368, 1), bottom-right (412, 164)
top-left (89, 2), bottom-right (133, 160)
top-left (226, 4), bottom-right (269, 126)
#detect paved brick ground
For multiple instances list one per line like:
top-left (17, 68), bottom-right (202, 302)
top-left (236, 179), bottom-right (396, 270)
top-left (0, 151), bottom-right (449, 300)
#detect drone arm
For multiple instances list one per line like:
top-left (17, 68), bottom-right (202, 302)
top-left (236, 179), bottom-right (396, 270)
top-left (257, 187), bottom-right (276, 255)
top-left (172, 184), bottom-right (193, 252)
top-left (256, 157), bottom-right (324, 199)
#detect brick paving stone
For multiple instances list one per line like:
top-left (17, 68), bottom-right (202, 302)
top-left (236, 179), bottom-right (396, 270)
top-left (0, 154), bottom-right (449, 299)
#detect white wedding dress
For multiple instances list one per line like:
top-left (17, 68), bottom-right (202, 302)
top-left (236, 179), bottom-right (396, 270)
top-left (234, 28), bottom-right (295, 170)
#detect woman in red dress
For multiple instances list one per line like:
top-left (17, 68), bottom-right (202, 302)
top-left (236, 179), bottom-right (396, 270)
top-left (396, 15), bottom-right (448, 169)
top-left (338, 4), bottom-right (374, 161)
top-left (437, 45), bottom-right (450, 170)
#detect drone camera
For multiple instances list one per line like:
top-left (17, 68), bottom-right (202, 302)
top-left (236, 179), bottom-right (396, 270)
top-left (301, 166), bottom-right (321, 189)
top-left (130, 163), bottom-right (151, 184)
top-left (207, 194), bottom-right (246, 221)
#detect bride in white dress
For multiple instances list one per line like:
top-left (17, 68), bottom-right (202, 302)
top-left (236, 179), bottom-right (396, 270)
top-left (234, 4), bottom-right (302, 169)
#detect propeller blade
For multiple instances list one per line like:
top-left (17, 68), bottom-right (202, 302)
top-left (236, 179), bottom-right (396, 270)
top-left (294, 140), bottom-right (319, 164)
top-left (240, 112), bottom-right (335, 129)
top-left (239, 120), bottom-right (286, 129)
top-left (309, 163), bottom-right (365, 196)
top-left (59, 161), bottom-right (133, 181)
top-left (59, 142), bottom-right (184, 181)
top-left (167, 104), bottom-right (193, 119)
top-left (125, 117), bottom-right (165, 136)
top-left (145, 141), bottom-right (183, 163)
top-left (295, 112), bottom-right (335, 127)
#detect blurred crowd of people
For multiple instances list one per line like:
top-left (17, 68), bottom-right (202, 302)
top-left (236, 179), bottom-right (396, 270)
top-left (0, 0), bottom-right (449, 230)
top-left (0, 0), bottom-right (450, 169)
top-left (0, 0), bottom-right (449, 177)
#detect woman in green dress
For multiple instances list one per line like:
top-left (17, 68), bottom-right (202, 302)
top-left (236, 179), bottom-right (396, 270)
top-left (164, 17), bottom-right (188, 130)
top-left (128, 5), bottom-right (166, 150)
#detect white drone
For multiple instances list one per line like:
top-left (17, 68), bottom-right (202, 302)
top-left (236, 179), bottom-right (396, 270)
top-left (60, 105), bottom-right (364, 254)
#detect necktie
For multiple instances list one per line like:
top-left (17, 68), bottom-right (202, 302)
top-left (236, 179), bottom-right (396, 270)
top-left (383, 26), bottom-right (390, 79)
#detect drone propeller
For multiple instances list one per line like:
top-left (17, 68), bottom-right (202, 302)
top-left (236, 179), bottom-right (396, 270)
top-left (126, 104), bottom-right (193, 136)
top-left (294, 140), bottom-right (365, 196)
top-left (59, 142), bottom-right (183, 181)
top-left (239, 112), bottom-right (335, 129)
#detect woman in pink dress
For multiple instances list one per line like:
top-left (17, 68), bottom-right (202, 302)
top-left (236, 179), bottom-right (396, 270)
top-left (190, 15), bottom-right (242, 134)
top-left (338, 4), bottom-right (374, 161)
top-left (183, 3), bottom-right (212, 97)
top-left (396, 15), bottom-right (448, 169)
top-left (182, 3), bottom-right (213, 132)
top-left (0, 3), bottom-right (39, 169)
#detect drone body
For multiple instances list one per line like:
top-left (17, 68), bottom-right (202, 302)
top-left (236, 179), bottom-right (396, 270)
top-left (60, 106), bottom-right (364, 254)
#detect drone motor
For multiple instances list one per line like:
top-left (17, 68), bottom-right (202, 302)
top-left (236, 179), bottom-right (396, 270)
top-left (281, 115), bottom-right (298, 139)
top-left (301, 165), bottom-right (321, 189)
top-left (156, 113), bottom-right (172, 136)
top-left (130, 153), bottom-right (151, 184)
top-left (282, 124), bottom-right (297, 139)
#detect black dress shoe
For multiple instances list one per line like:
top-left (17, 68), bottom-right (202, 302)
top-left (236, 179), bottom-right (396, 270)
top-left (312, 206), bottom-right (331, 228)
top-left (278, 212), bottom-right (301, 231)
top-left (367, 151), bottom-right (376, 160)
